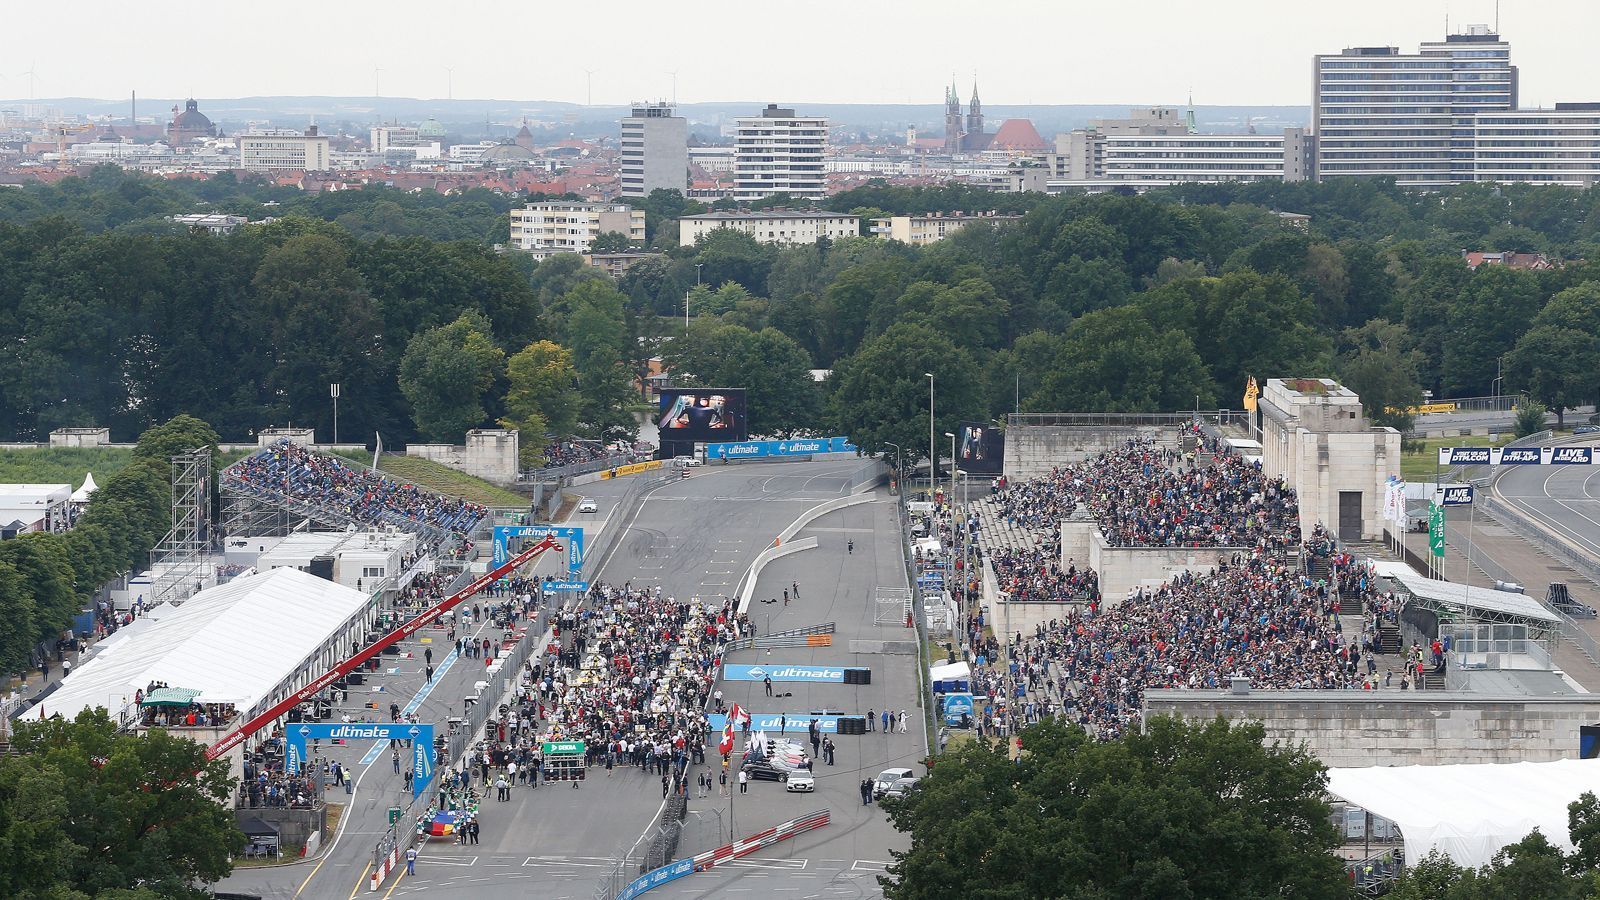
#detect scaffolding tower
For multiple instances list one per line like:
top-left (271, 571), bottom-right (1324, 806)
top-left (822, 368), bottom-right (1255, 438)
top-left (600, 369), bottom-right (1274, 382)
top-left (150, 448), bottom-right (212, 607)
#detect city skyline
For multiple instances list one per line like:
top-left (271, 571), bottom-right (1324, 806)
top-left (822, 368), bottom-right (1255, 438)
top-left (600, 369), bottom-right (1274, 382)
top-left (3, 0), bottom-right (1598, 109)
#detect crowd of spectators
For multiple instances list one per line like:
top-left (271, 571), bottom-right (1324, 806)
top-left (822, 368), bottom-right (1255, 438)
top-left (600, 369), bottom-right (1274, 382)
top-left (989, 547), bottom-right (1099, 603)
top-left (231, 441), bottom-right (487, 536)
top-left (539, 440), bottom-right (614, 469)
top-left (238, 734), bottom-right (321, 809)
top-left (992, 439), bottom-right (1300, 551)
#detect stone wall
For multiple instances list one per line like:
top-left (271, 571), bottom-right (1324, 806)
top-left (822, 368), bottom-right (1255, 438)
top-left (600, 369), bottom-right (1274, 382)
top-left (49, 427), bottom-right (111, 447)
top-left (406, 429), bottom-right (520, 487)
top-left (1143, 689), bottom-right (1600, 767)
top-left (1003, 425), bottom-right (1178, 480)
top-left (238, 805), bottom-right (327, 850)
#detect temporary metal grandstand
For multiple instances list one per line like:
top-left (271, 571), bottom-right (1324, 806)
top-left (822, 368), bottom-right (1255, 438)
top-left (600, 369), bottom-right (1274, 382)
top-left (150, 448), bottom-right (212, 607)
top-left (218, 444), bottom-right (469, 545)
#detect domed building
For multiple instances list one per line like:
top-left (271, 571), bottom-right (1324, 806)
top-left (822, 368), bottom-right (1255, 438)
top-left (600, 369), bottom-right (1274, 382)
top-left (418, 117), bottom-right (447, 140)
top-left (167, 99), bottom-right (217, 145)
top-left (479, 143), bottom-right (536, 165)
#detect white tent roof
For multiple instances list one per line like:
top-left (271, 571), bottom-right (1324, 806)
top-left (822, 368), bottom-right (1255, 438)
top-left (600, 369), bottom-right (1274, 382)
top-left (929, 661), bottom-right (971, 682)
top-left (71, 471), bottom-right (98, 502)
top-left (1384, 568), bottom-right (1560, 623)
top-left (45, 567), bottom-right (370, 721)
top-left (1327, 759), bottom-right (1600, 868)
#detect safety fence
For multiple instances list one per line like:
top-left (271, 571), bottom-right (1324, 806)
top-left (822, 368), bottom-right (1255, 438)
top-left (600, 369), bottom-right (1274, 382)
top-left (1007, 410), bottom-right (1250, 429)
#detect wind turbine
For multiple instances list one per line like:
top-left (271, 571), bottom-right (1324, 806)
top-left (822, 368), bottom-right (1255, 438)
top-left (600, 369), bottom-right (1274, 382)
top-left (444, 66), bottom-right (454, 101)
top-left (668, 70), bottom-right (678, 106)
top-left (583, 69), bottom-right (594, 107)
top-left (19, 61), bottom-right (37, 100)
top-left (373, 66), bottom-right (383, 98)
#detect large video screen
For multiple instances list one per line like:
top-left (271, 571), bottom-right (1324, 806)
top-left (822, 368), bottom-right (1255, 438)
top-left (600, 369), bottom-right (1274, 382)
top-left (657, 388), bottom-right (748, 442)
top-left (957, 421), bottom-right (1004, 475)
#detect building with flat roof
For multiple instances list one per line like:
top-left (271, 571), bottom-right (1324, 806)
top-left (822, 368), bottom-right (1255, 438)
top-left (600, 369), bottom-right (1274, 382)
top-left (1314, 26), bottom-right (1516, 186)
top-left (1472, 104), bottom-right (1600, 186)
top-left (620, 102), bottom-right (688, 199)
top-left (238, 126), bottom-right (330, 172)
top-left (733, 105), bottom-right (828, 201)
top-left (508, 201), bottom-right (645, 259)
top-left (869, 212), bottom-right (1021, 245)
top-left (0, 483), bottom-right (71, 536)
top-left (679, 209), bottom-right (859, 247)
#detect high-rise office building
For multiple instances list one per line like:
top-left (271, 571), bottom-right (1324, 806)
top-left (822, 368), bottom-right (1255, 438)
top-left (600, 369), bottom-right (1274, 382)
top-left (733, 104), bottom-right (828, 202)
top-left (1472, 104), bottom-right (1600, 186)
top-left (620, 103), bottom-right (688, 199)
top-left (1314, 25), bottom-right (1515, 185)
top-left (238, 126), bottom-right (331, 172)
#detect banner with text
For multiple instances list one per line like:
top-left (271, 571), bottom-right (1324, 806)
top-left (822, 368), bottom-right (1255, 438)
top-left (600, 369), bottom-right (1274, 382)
top-left (723, 664), bottom-right (847, 683)
top-left (1438, 446), bottom-right (1595, 466)
top-left (706, 437), bottom-right (858, 460)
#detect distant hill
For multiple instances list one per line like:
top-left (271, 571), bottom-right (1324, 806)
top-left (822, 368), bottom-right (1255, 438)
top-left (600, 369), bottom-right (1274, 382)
top-left (6, 96), bottom-right (1309, 143)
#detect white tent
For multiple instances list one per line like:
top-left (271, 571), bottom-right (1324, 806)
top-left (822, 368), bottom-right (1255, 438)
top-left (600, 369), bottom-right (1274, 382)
top-left (70, 471), bottom-right (98, 503)
top-left (1327, 759), bottom-right (1600, 868)
top-left (929, 661), bottom-right (971, 683)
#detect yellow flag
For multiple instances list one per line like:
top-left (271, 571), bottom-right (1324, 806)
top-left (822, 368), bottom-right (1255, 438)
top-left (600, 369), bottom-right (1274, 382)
top-left (1243, 376), bottom-right (1259, 412)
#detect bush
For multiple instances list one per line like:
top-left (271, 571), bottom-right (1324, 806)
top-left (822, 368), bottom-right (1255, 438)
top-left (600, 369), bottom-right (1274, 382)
top-left (1515, 401), bottom-right (1548, 438)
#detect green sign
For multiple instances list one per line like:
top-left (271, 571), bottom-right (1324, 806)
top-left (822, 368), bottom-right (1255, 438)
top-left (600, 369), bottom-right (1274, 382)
top-left (1428, 502), bottom-right (1446, 557)
top-left (542, 741), bottom-right (585, 755)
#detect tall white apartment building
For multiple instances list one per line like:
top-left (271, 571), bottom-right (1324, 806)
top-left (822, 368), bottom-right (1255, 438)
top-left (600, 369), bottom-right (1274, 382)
top-left (620, 103), bottom-right (688, 199)
top-left (733, 104), bottom-right (828, 201)
top-left (679, 210), bottom-right (858, 247)
top-left (1472, 104), bottom-right (1600, 186)
top-left (1099, 133), bottom-right (1292, 185)
top-left (238, 126), bottom-right (331, 172)
top-left (1314, 25), bottom-right (1515, 185)
top-left (370, 125), bottom-right (420, 153)
top-left (508, 202), bottom-right (646, 260)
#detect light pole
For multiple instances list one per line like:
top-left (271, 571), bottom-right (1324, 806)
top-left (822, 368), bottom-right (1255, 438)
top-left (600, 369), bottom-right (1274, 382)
top-left (925, 373), bottom-right (935, 496)
top-left (330, 383), bottom-right (341, 445)
top-left (686, 263), bottom-right (704, 331)
top-left (881, 442), bottom-right (903, 490)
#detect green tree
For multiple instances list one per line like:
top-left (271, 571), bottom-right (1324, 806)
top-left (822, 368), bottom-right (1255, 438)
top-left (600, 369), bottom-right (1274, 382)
top-left (501, 340), bottom-right (580, 464)
top-left (880, 716), bottom-right (1347, 900)
top-left (1197, 270), bottom-right (1332, 389)
top-left (397, 311), bottom-right (505, 442)
top-left (0, 710), bottom-right (242, 899)
top-left (1337, 319), bottom-right (1425, 431)
top-left (588, 230), bottom-right (635, 253)
top-left (563, 281), bottom-right (637, 441)
top-left (1034, 306), bottom-right (1216, 413)
top-left (1515, 401), bottom-right (1549, 439)
top-left (1442, 265), bottom-right (1542, 396)
top-left (827, 322), bottom-right (981, 466)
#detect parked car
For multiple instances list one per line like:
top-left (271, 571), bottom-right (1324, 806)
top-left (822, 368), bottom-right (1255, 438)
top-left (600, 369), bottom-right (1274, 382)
top-left (874, 767), bottom-right (916, 798)
top-left (742, 759), bottom-right (788, 782)
top-left (1549, 582), bottom-right (1598, 619)
top-left (1576, 425), bottom-right (1600, 435)
top-left (784, 772), bottom-right (815, 793)
top-left (882, 776), bottom-right (921, 800)
top-left (577, 497), bottom-right (598, 513)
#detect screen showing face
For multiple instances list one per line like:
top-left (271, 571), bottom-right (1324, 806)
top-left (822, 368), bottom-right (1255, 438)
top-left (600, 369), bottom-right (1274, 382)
top-left (957, 422), bottom-right (1004, 475)
top-left (657, 389), bottom-right (747, 442)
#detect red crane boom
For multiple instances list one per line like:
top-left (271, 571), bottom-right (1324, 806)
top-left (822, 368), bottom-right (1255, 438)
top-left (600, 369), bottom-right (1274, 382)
top-left (204, 535), bottom-right (564, 761)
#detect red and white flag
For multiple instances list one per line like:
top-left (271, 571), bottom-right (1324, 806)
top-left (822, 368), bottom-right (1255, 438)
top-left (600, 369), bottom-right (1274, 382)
top-left (729, 704), bottom-right (751, 727)
top-left (718, 722), bottom-right (734, 756)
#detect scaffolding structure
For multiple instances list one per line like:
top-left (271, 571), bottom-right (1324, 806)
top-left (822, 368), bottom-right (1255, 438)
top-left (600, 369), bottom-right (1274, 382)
top-left (875, 586), bottom-right (913, 625)
top-left (220, 487), bottom-right (290, 539)
top-left (150, 448), bottom-right (212, 608)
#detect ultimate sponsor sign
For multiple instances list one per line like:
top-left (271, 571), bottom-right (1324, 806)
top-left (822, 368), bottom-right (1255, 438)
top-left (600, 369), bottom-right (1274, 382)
top-left (288, 723), bottom-right (434, 801)
top-left (706, 437), bottom-right (858, 460)
top-left (492, 525), bottom-right (583, 572)
top-left (1438, 446), bottom-right (1598, 466)
top-left (708, 713), bottom-right (846, 734)
top-left (541, 580), bottom-right (589, 592)
top-left (723, 664), bottom-right (846, 683)
top-left (617, 858), bottom-right (695, 900)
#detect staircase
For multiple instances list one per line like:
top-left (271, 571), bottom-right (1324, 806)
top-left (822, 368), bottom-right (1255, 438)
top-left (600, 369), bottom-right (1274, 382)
top-left (1308, 555), bottom-right (1331, 582)
top-left (1376, 625), bottom-right (1402, 655)
top-left (1419, 671), bottom-right (1448, 691)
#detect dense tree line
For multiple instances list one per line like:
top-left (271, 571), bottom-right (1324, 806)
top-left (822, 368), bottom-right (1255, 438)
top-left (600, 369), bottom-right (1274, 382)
top-left (9, 170), bottom-right (1600, 459)
top-left (0, 416), bottom-right (216, 675)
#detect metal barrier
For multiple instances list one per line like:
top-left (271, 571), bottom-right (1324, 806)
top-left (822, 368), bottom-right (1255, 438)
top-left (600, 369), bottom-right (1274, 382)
top-left (518, 454), bottom-right (634, 484)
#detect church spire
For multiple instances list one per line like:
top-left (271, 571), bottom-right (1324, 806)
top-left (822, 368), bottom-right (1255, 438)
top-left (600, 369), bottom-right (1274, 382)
top-left (1186, 89), bottom-right (1197, 133)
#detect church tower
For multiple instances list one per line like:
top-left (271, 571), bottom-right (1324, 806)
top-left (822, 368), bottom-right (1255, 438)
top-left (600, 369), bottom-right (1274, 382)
top-left (944, 78), bottom-right (963, 154)
top-left (965, 79), bottom-right (984, 145)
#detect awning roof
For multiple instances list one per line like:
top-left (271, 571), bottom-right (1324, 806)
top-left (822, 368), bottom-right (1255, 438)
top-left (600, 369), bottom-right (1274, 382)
top-left (1383, 568), bottom-right (1560, 624)
top-left (46, 567), bottom-right (370, 720)
top-left (141, 686), bottom-right (202, 706)
top-left (1327, 759), bottom-right (1600, 868)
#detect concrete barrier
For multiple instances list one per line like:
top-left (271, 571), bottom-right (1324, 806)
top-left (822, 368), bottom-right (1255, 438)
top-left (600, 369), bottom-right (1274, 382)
top-left (736, 537), bottom-right (818, 614)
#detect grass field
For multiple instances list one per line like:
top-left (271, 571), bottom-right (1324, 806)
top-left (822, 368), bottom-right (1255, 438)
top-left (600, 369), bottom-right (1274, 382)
top-left (1400, 434), bottom-right (1513, 482)
top-left (0, 447), bottom-right (137, 486)
top-left (374, 455), bottom-right (529, 508)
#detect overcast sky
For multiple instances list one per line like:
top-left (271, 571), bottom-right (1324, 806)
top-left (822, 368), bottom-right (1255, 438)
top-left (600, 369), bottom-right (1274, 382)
top-left (3, 0), bottom-right (1596, 108)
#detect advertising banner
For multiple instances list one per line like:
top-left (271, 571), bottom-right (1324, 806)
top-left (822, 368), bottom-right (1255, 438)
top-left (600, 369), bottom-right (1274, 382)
top-left (723, 664), bottom-right (846, 683)
top-left (957, 422), bottom-right (1005, 476)
top-left (705, 437), bottom-right (856, 460)
top-left (617, 858), bottom-right (695, 900)
top-left (1438, 446), bottom-right (1599, 466)
top-left (1437, 484), bottom-right (1474, 506)
top-left (1429, 503), bottom-right (1446, 557)
top-left (491, 525), bottom-right (583, 572)
top-left (942, 692), bottom-right (975, 725)
top-left (657, 388), bottom-right (748, 442)
top-left (707, 713), bottom-right (846, 734)
top-left (287, 722), bottom-right (434, 802)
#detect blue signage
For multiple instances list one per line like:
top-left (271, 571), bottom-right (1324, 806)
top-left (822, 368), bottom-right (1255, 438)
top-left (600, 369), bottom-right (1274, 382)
top-left (491, 525), bottom-right (584, 573)
top-left (287, 722), bottom-right (434, 802)
top-left (542, 580), bottom-right (589, 592)
top-left (706, 437), bottom-right (856, 460)
top-left (617, 858), bottom-right (695, 900)
top-left (1499, 447), bottom-right (1542, 465)
top-left (708, 713), bottom-right (847, 734)
top-left (1438, 485), bottom-right (1474, 506)
top-left (942, 693), bottom-right (975, 725)
top-left (1551, 446), bottom-right (1594, 465)
top-left (723, 664), bottom-right (846, 683)
top-left (1437, 447), bottom-right (1492, 466)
